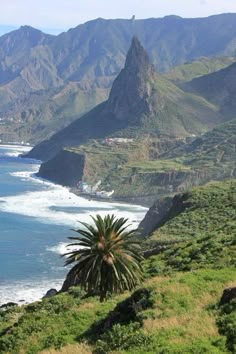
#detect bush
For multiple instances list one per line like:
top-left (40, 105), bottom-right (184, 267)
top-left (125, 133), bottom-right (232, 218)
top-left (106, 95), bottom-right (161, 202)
top-left (217, 299), bottom-right (236, 352)
top-left (43, 334), bottom-right (67, 350)
top-left (94, 322), bottom-right (152, 353)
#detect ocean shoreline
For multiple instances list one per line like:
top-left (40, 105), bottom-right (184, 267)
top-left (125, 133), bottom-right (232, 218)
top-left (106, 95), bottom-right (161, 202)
top-left (0, 145), bottom-right (148, 306)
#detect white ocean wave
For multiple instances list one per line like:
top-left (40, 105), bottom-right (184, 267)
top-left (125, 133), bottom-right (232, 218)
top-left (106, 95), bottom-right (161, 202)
top-left (0, 144), bottom-right (32, 151)
top-left (10, 165), bottom-right (40, 179)
top-left (0, 171), bottom-right (147, 228)
top-left (46, 242), bottom-right (83, 255)
top-left (0, 144), bottom-right (32, 157)
top-left (5, 151), bottom-right (23, 157)
top-left (0, 278), bottom-right (64, 306)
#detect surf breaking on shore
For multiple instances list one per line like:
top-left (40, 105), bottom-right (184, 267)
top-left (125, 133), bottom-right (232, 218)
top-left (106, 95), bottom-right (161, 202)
top-left (0, 145), bottom-right (148, 305)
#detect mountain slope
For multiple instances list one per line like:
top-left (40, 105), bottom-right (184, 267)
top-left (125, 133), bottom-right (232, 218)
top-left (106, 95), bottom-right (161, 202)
top-left (166, 118), bottom-right (236, 174)
top-left (186, 61), bottom-right (236, 117)
top-left (1, 14), bottom-right (236, 143)
top-left (164, 56), bottom-right (236, 83)
top-left (39, 14), bottom-right (236, 80)
top-left (26, 37), bottom-right (226, 161)
top-left (0, 26), bottom-right (53, 85)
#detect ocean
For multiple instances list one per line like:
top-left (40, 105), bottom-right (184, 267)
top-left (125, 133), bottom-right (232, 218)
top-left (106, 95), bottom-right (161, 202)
top-left (0, 145), bottom-right (147, 305)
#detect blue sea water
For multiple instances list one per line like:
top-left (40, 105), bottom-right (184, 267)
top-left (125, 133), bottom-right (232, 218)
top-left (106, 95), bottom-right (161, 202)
top-left (0, 145), bottom-right (147, 304)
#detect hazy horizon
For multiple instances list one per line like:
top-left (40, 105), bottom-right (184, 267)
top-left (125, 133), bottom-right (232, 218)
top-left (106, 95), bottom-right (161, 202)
top-left (1, 0), bottom-right (236, 36)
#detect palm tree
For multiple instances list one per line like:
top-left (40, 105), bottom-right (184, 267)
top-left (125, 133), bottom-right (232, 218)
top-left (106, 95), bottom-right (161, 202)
top-left (63, 214), bottom-right (143, 302)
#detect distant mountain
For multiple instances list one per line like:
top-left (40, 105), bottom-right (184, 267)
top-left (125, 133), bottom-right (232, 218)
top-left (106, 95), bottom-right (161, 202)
top-left (26, 37), bottom-right (227, 161)
top-left (164, 56), bottom-right (236, 83)
top-left (0, 26), bottom-right (52, 85)
top-left (1, 14), bottom-right (236, 143)
top-left (186, 61), bottom-right (236, 118)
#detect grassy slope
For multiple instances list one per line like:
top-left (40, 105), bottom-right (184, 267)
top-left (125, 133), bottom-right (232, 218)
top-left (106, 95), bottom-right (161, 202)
top-left (0, 270), bottom-right (235, 354)
top-left (164, 57), bottom-right (236, 83)
top-left (144, 180), bottom-right (236, 272)
top-left (0, 180), bottom-right (235, 354)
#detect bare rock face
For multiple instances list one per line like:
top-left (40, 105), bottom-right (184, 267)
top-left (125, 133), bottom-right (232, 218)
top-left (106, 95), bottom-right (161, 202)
top-left (37, 149), bottom-right (85, 186)
top-left (106, 36), bottom-right (156, 124)
top-left (139, 192), bottom-right (191, 237)
top-left (139, 196), bottom-right (173, 237)
top-left (43, 289), bottom-right (58, 299)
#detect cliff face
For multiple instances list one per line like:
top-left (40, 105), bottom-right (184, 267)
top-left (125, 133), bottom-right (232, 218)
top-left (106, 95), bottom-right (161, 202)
top-left (34, 120), bottom-right (235, 209)
top-left (37, 150), bottom-right (85, 186)
top-left (138, 196), bottom-right (173, 237)
top-left (36, 144), bottom-right (216, 207)
top-left (105, 36), bottom-right (156, 124)
top-left (139, 192), bottom-right (192, 237)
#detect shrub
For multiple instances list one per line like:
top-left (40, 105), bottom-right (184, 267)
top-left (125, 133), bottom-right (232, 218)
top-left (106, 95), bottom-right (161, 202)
top-left (94, 322), bottom-right (152, 353)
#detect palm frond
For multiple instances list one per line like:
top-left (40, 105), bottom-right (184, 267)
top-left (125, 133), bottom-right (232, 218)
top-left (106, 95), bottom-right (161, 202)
top-left (63, 214), bottom-right (143, 301)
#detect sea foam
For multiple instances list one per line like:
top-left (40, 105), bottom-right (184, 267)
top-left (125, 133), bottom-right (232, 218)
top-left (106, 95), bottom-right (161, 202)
top-left (0, 278), bottom-right (64, 305)
top-left (0, 144), bottom-right (32, 157)
top-left (1, 167), bottom-right (147, 228)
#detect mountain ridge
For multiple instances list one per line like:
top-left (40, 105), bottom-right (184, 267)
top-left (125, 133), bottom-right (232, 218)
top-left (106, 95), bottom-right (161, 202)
top-left (1, 14), bottom-right (236, 143)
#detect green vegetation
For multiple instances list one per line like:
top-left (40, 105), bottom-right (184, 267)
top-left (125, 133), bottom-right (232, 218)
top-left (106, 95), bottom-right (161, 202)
top-left (217, 297), bottom-right (236, 353)
top-left (150, 179), bottom-right (236, 242)
top-left (144, 180), bottom-right (236, 274)
top-left (165, 57), bottom-right (236, 83)
top-left (0, 289), bottom-right (114, 353)
top-left (127, 159), bottom-right (190, 172)
top-left (63, 118), bottom-right (235, 204)
top-left (0, 180), bottom-right (235, 353)
top-left (63, 215), bottom-right (143, 301)
top-left (0, 269), bottom-right (235, 353)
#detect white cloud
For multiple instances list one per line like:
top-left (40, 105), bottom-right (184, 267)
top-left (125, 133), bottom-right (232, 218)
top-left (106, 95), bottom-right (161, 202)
top-left (0, 0), bottom-right (236, 34)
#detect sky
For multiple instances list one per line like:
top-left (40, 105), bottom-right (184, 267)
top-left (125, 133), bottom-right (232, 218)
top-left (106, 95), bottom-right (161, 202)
top-left (0, 0), bottom-right (236, 36)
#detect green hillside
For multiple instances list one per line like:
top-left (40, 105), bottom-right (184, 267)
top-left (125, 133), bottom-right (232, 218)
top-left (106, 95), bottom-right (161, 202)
top-left (0, 180), bottom-right (235, 354)
top-left (187, 61), bottom-right (236, 118)
top-left (35, 116), bottom-right (236, 206)
top-left (168, 118), bottom-right (236, 176)
top-left (144, 179), bottom-right (236, 264)
top-left (165, 56), bottom-right (236, 83)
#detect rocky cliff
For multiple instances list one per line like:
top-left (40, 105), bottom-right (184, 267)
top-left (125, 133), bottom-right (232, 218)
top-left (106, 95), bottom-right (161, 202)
top-left (37, 150), bottom-right (85, 186)
top-left (139, 193), bottom-right (191, 237)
